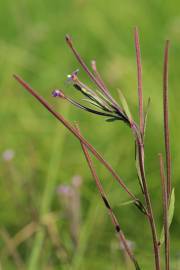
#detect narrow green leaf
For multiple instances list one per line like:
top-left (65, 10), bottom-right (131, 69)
top-left (135, 142), bottom-right (144, 191)
top-left (159, 188), bottom-right (175, 245)
top-left (134, 260), bottom-right (141, 270)
top-left (143, 97), bottom-right (151, 138)
top-left (118, 89), bottom-right (132, 124)
top-left (134, 200), bottom-right (147, 215)
top-left (82, 98), bottom-right (102, 109)
top-left (168, 188), bottom-right (175, 226)
top-left (73, 83), bottom-right (109, 110)
top-left (106, 117), bottom-right (118, 122)
top-left (118, 198), bottom-right (147, 214)
top-left (96, 90), bottom-right (114, 107)
top-left (119, 200), bottom-right (135, 206)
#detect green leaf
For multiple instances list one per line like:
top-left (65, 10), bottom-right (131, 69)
top-left (168, 188), bottom-right (175, 226)
top-left (159, 228), bottom-right (164, 246)
top-left (105, 117), bottom-right (118, 122)
top-left (96, 90), bottom-right (113, 107)
top-left (134, 200), bottom-right (147, 215)
top-left (119, 200), bottom-right (135, 206)
top-left (135, 142), bottom-right (144, 191)
top-left (118, 89), bottom-right (132, 124)
top-left (143, 97), bottom-right (151, 139)
top-left (119, 199), bottom-right (147, 215)
top-left (82, 98), bottom-right (102, 109)
top-left (134, 260), bottom-right (141, 270)
top-left (159, 188), bottom-right (175, 245)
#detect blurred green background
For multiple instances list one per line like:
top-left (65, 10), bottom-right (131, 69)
top-left (0, 0), bottom-right (180, 269)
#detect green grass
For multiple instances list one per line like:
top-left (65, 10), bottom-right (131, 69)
top-left (0, 0), bottom-right (180, 269)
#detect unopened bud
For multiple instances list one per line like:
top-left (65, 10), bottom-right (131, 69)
top-left (52, 89), bottom-right (65, 98)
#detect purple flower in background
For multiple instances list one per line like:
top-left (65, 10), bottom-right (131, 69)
top-left (2, 149), bottom-right (15, 161)
top-left (57, 185), bottom-right (73, 197)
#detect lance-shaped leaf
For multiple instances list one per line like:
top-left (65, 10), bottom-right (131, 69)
top-left (73, 83), bottom-right (112, 111)
top-left (118, 89), bottom-right (133, 125)
top-left (82, 98), bottom-right (104, 110)
top-left (143, 97), bottom-right (151, 139)
top-left (105, 117), bottom-right (119, 122)
top-left (135, 142), bottom-right (144, 192)
top-left (135, 260), bottom-right (142, 270)
top-left (159, 188), bottom-right (175, 245)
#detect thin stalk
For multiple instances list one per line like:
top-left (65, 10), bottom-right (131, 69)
top-left (134, 28), bottom-right (160, 269)
top-left (91, 60), bottom-right (108, 92)
top-left (13, 74), bottom-right (146, 212)
top-left (134, 27), bottom-right (144, 135)
top-left (135, 136), bottom-right (161, 270)
top-left (163, 40), bottom-right (171, 200)
top-left (159, 153), bottom-right (170, 270)
top-left (75, 124), bottom-right (140, 269)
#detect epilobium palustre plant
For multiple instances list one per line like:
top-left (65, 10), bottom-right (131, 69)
top-left (13, 27), bottom-right (175, 270)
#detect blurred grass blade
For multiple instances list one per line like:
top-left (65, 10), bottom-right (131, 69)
top-left (159, 188), bottom-right (175, 245)
top-left (28, 107), bottom-right (69, 270)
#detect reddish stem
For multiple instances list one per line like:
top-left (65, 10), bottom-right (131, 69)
top-left (75, 124), bottom-right (140, 268)
top-left (159, 153), bottom-right (170, 270)
top-left (134, 27), bottom-right (144, 135)
top-left (163, 40), bottom-right (171, 200)
top-left (136, 140), bottom-right (161, 270)
top-left (13, 74), bottom-right (142, 208)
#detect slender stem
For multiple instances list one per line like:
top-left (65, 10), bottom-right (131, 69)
top-left (91, 60), bottom-right (109, 92)
top-left (75, 124), bottom-right (140, 268)
top-left (134, 27), bottom-right (144, 135)
top-left (159, 153), bottom-right (170, 270)
top-left (163, 40), bottom-right (171, 200)
top-left (134, 28), bottom-right (160, 269)
top-left (136, 137), bottom-right (161, 270)
top-left (13, 75), bottom-right (145, 211)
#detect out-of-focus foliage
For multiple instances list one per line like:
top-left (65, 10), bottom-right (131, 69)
top-left (0, 0), bottom-right (180, 269)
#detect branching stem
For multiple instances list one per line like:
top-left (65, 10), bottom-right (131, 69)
top-left (75, 124), bottom-right (140, 269)
top-left (13, 75), bottom-right (144, 212)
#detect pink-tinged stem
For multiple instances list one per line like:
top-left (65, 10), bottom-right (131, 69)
top-left (159, 153), bottom-right (170, 270)
top-left (134, 27), bottom-right (144, 135)
top-left (75, 124), bottom-right (140, 268)
top-left (91, 60), bottom-right (109, 93)
top-left (136, 141), bottom-right (161, 270)
top-left (13, 74), bottom-right (143, 208)
top-left (163, 40), bottom-right (171, 200)
top-left (134, 29), bottom-right (160, 269)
